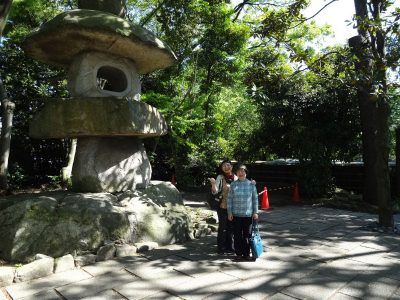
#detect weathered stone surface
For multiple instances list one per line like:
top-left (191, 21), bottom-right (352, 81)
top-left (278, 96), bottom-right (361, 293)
top-left (22, 9), bottom-right (176, 74)
top-left (29, 98), bottom-right (168, 139)
top-left (35, 254), bottom-right (50, 260)
top-left (55, 269), bottom-right (136, 299)
top-left (115, 244), bottom-right (137, 257)
top-left (0, 182), bottom-right (190, 263)
top-left (187, 231), bottom-right (195, 240)
top-left (78, 0), bottom-right (126, 17)
top-left (118, 182), bottom-right (191, 245)
top-left (205, 216), bottom-right (218, 224)
top-left (14, 256), bottom-right (54, 282)
top-left (208, 224), bottom-right (218, 232)
top-left (75, 254), bottom-right (97, 267)
top-left (0, 266), bottom-right (14, 287)
top-left (96, 244), bottom-right (116, 261)
top-left (193, 228), bottom-right (211, 239)
top-left (194, 222), bottom-right (208, 229)
top-left (119, 181), bottom-right (184, 207)
top-left (6, 269), bottom-right (92, 300)
top-left (0, 192), bottom-right (131, 262)
top-left (135, 242), bottom-right (159, 253)
top-left (54, 254), bottom-right (75, 273)
top-left (68, 51), bottom-right (141, 99)
top-left (71, 137), bottom-right (151, 192)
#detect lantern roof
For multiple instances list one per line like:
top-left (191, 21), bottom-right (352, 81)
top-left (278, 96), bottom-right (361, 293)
top-left (22, 9), bottom-right (177, 74)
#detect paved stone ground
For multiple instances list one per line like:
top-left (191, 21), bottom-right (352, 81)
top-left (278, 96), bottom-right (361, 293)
top-left (2, 194), bottom-right (400, 300)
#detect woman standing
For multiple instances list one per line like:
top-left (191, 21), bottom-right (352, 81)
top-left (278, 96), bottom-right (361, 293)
top-left (227, 164), bottom-right (258, 261)
top-left (209, 159), bottom-right (236, 254)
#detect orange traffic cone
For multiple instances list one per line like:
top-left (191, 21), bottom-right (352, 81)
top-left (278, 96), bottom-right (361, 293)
top-left (292, 182), bottom-right (300, 202)
top-left (171, 175), bottom-right (177, 186)
top-left (261, 186), bottom-right (270, 210)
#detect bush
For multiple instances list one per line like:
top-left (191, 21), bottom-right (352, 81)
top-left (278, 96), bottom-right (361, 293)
top-left (298, 159), bottom-right (335, 199)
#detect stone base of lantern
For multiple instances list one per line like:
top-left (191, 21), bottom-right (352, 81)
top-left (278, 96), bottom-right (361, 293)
top-left (71, 137), bottom-right (151, 192)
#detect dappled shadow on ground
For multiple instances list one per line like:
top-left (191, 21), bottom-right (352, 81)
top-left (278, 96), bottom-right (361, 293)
top-left (68, 206), bottom-right (400, 299)
top-left (159, 206), bottom-right (399, 299)
top-left (4, 196), bottom-right (400, 300)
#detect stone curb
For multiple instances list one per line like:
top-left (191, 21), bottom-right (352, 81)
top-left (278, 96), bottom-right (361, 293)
top-left (0, 205), bottom-right (216, 287)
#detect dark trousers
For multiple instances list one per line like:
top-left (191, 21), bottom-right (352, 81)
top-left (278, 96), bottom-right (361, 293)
top-left (217, 207), bottom-right (234, 252)
top-left (233, 216), bottom-right (252, 257)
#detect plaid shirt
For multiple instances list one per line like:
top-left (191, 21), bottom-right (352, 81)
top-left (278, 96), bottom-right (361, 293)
top-left (227, 179), bottom-right (258, 217)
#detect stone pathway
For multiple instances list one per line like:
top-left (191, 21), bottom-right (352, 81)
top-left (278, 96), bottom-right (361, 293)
top-left (2, 202), bottom-right (400, 300)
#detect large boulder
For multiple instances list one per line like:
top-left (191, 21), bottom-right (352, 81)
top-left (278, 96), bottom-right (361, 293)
top-left (117, 182), bottom-right (191, 245)
top-left (71, 137), bottom-right (151, 192)
top-left (0, 182), bottom-right (190, 263)
top-left (0, 192), bottom-right (130, 263)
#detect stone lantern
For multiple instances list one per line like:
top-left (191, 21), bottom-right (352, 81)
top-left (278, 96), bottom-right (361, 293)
top-left (22, 8), bottom-right (176, 192)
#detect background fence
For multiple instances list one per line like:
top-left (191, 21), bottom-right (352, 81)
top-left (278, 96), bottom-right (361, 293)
top-left (246, 162), bottom-right (396, 195)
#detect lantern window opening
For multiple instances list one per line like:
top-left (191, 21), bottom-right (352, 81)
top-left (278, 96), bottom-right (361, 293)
top-left (96, 65), bottom-right (129, 94)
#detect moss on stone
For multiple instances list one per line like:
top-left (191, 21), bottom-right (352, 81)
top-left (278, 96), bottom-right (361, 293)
top-left (71, 175), bottom-right (102, 192)
top-left (22, 9), bottom-right (176, 74)
top-left (0, 183), bottom-right (189, 262)
top-left (29, 97), bottom-right (168, 139)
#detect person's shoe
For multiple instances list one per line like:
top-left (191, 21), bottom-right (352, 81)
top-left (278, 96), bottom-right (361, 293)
top-left (225, 248), bottom-right (235, 254)
top-left (233, 256), bottom-right (244, 262)
top-left (217, 249), bottom-right (225, 255)
top-left (244, 256), bottom-right (255, 261)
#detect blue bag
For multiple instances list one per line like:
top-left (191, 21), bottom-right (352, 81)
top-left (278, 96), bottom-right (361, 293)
top-left (250, 221), bottom-right (263, 258)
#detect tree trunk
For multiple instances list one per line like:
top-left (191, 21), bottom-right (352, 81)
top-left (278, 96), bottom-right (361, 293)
top-left (349, 38), bottom-right (392, 226)
top-left (61, 138), bottom-right (77, 187)
top-left (77, 0), bottom-right (126, 17)
top-left (350, 0), bottom-right (393, 227)
top-left (202, 63), bottom-right (213, 139)
top-left (396, 127), bottom-right (400, 198)
top-left (0, 79), bottom-right (15, 190)
top-left (374, 94), bottom-right (392, 227)
top-left (0, 0), bottom-right (14, 191)
top-left (0, 0), bottom-right (13, 36)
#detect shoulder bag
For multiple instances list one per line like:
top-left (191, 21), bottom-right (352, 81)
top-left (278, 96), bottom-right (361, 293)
top-left (207, 177), bottom-right (223, 210)
top-left (250, 220), bottom-right (263, 258)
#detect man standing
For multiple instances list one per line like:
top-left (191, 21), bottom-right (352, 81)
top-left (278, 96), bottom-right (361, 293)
top-left (227, 164), bottom-right (258, 261)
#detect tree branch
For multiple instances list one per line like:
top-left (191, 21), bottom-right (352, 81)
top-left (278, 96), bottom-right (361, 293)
top-left (289, 0), bottom-right (338, 30)
top-left (140, 0), bottom-right (166, 27)
top-left (0, 0), bottom-right (13, 36)
top-left (232, 0), bottom-right (290, 22)
top-left (288, 50), bottom-right (346, 78)
top-left (66, 0), bottom-right (74, 9)
top-left (305, 0), bottom-right (338, 22)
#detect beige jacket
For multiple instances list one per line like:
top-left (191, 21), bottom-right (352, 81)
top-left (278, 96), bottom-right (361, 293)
top-left (214, 174), bottom-right (237, 209)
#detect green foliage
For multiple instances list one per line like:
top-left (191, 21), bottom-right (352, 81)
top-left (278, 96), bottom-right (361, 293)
top-left (7, 163), bottom-right (26, 189)
top-left (214, 86), bottom-right (262, 161)
top-left (298, 158), bottom-right (334, 198)
top-left (1, 0), bottom-right (69, 188)
top-left (47, 174), bottom-right (63, 189)
top-left (244, 43), bottom-right (361, 197)
top-left (140, 0), bottom-right (252, 187)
